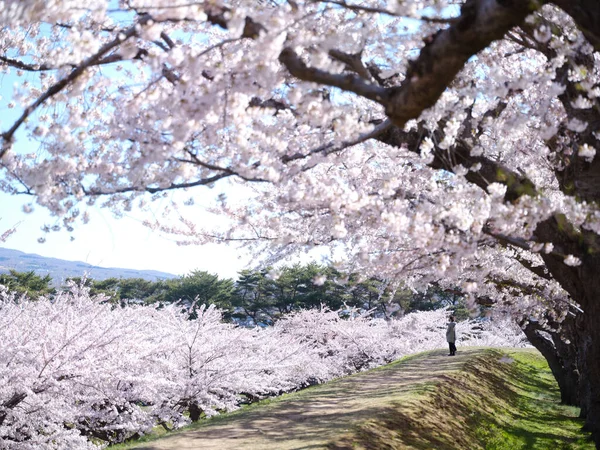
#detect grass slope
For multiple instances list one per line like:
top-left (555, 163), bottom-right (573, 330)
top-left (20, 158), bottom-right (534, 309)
top-left (114, 348), bottom-right (593, 450)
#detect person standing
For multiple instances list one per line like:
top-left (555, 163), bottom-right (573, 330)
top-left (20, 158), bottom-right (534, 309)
top-left (446, 315), bottom-right (457, 356)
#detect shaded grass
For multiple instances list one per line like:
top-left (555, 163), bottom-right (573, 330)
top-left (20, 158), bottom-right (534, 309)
top-left (112, 349), bottom-right (593, 449)
top-left (472, 350), bottom-right (592, 450)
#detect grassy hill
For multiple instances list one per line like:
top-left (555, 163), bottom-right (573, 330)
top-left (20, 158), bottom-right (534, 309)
top-left (0, 247), bottom-right (176, 283)
top-left (113, 348), bottom-right (593, 450)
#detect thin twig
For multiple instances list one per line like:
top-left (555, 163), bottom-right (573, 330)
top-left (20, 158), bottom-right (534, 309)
top-left (282, 119), bottom-right (392, 164)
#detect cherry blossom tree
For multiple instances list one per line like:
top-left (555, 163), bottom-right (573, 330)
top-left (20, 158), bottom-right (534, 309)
top-left (0, 284), bottom-right (163, 448)
top-left (0, 0), bottom-right (600, 443)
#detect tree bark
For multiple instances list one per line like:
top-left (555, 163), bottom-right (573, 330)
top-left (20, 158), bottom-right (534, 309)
top-left (551, 317), bottom-right (582, 407)
top-left (521, 319), bottom-right (580, 406)
top-left (573, 287), bottom-right (600, 443)
top-left (533, 221), bottom-right (600, 442)
top-left (188, 402), bottom-right (203, 422)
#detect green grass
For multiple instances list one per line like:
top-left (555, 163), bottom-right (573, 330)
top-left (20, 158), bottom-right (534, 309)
top-left (470, 350), bottom-right (592, 450)
top-left (331, 349), bottom-right (593, 449)
top-left (110, 348), bottom-right (594, 449)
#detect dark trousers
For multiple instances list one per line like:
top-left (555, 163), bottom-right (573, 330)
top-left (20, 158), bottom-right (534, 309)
top-left (448, 342), bottom-right (456, 355)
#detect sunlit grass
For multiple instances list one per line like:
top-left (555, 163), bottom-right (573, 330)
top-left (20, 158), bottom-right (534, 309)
top-left (332, 349), bottom-right (593, 449)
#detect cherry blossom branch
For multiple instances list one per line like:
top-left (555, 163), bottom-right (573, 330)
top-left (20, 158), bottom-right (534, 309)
top-left (248, 97), bottom-right (297, 115)
top-left (0, 55), bottom-right (56, 71)
top-left (0, 14), bottom-right (153, 157)
top-left (383, 0), bottom-right (538, 127)
top-left (279, 0), bottom-right (540, 127)
top-left (328, 49), bottom-right (375, 82)
top-left (0, 164), bottom-right (34, 195)
top-left (279, 47), bottom-right (389, 104)
top-left (0, 44), bottom-right (154, 72)
top-left (482, 227), bottom-right (532, 251)
top-left (160, 31), bottom-right (176, 49)
top-left (512, 254), bottom-right (553, 281)
top-left (282, 119), bottom-right (392, 163)
top-left (316, 0), bottom-right (458, 23)
top-left (178, 150), bottom-right (267, 182)
top-left (375, 124), bottom-right (539, 202)
top-left (83, 171), bottom-right (264, 196)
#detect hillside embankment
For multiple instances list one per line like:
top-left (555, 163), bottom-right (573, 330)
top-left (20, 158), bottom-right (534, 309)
top-left (117, 348), bottom-right (593, 450)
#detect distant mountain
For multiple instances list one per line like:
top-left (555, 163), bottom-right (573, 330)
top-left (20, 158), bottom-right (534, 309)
top-left (0, 247), bottom-right (177, 283)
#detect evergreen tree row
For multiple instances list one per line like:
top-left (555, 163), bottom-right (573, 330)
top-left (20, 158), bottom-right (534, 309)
top-left (0, 264), bottom-right (469, 324)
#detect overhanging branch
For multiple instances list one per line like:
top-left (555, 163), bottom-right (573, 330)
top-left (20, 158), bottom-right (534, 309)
top-left (279, 47), bottom-right (389, 104)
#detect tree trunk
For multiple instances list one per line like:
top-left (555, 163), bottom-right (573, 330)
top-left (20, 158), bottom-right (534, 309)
top-left (550, 316), bottom-right (581, 407)
top-left (521, 320), bottom-right (580, 406)
top-left (558, 278), bottom-right (600, 446)
top-left (188, 402), bottom-right (203, 422)
top-left (535, 218), bottom-right (600, 445)
top-left (573, 294), bottom-right (600, 444)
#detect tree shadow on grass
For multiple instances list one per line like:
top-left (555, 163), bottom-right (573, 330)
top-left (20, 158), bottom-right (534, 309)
top-left (329, 351), bottom-right (593, 450)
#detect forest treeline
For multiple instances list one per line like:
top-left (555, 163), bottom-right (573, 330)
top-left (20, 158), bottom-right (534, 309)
top-left (0, 263), bottom-right (467, 324)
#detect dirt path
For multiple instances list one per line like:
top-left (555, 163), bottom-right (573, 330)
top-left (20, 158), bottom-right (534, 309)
top-left (134, 348), bottom-right (478, 450)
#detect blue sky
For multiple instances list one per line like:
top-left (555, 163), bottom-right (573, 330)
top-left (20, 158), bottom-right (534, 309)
top-left (1, 189), bottom-right (251, 278)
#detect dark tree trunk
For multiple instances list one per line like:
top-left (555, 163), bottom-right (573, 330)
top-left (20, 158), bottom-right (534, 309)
top-left (521, 320), bottom-right (580, 406)
top-left (550, 317), bottom-right (581, 407)
top-left (561, 289), bottom-right (600, 445)
top-left (534, 219), bottom-right (600, 446)
top-left (573, 293), bottom-right (600, 444)
top-left (188, 402), bottom-right (203, 422)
